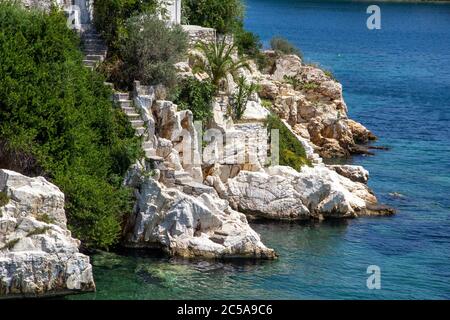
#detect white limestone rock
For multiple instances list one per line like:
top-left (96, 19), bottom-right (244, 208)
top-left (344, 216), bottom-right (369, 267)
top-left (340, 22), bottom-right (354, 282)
top-left (328, 165), bottom-right (370, 184)
top-left (226, 165), bottom-right (393, 220)
top-left (0, 170), bottom-right (95, 298)
top-left (123, 170), bottom-right (276, 259)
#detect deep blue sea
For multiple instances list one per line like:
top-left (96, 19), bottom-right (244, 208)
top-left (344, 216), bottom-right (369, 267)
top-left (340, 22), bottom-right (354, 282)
top-left (69, 1), bottom-right (450, 300)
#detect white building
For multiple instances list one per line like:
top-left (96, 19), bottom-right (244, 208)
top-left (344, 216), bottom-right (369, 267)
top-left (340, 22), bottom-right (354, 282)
top-left (159, 0), bottom-right (182, 25)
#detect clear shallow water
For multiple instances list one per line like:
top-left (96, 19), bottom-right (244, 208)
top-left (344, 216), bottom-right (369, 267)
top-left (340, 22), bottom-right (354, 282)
top-left (69, 1), bottom-right (450, 300)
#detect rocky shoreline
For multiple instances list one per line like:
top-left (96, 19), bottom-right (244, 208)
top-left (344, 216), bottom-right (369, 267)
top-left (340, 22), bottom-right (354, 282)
top-left (0, 0), bottom-right (395, 299)
top-left (0, 170), bottom-right (95, 298)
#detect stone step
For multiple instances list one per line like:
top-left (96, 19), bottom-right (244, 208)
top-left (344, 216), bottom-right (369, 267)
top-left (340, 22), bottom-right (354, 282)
top-left (85, 54), bottom-right (105, 62)
top-left (83, 44), bottom-right (108, 52)
top-left (114, 92), bottom-right (130, 101)
top-left (135, 127), bottom-right (146, 136)
top-left (83, 49), bottom-right (107, 56)
top-left (118, 100), bottom-right (132, 108)
top-left (121, 106), bottom-right (136, 115)
top-left (82, 37), bottom-right (104, 44)
top-left (126, 113), bottom-right (141, 121)
top-left (131, 120), bottom-right (145, 128)
top-left (82, 60), bottom-right (98, 68)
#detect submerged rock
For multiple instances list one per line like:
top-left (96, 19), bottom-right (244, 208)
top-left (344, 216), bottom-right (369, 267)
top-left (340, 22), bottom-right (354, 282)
top-left (225, 166), bottom-right (394, 220)
top-left (0, 169), bottom-right (95, 298)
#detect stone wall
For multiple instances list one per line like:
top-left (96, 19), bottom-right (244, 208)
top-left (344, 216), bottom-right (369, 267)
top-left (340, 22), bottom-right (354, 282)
top-left (182, 25), bottom-right (216, 46)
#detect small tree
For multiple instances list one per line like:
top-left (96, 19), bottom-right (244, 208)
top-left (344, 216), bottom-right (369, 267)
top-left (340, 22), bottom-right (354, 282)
top-left (118, 13), bottom-right (188, 91)
top-left (182, 0), bottom-right (244, 34)
top-left (191, 38), bottom-right (250, 92)
top-left (229, 76), bottom-right (258, 121)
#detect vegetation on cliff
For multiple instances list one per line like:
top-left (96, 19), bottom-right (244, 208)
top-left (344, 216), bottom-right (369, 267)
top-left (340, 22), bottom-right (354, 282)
top-left (0, 3), bottom-right (141, 249)
top-left (265, 115), bottom-right (311, 170)
top-left (94, 1), bottom-right (188, 93)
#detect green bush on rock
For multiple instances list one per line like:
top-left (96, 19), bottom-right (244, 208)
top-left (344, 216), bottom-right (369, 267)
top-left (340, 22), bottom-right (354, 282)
top-left (270, 37), bottom-right (303, 59)
top-left (109, 13), bottom-right (188, 92)
top-left (265, 115), bottom-right (311, 171)
top-left (93, 0), bottom-right (158, 50)
top-left (0, 3), bottom-right (141, 249)
top-left (174, 77), bottom-right (215, 126)
top-left (182, 0), bottom-right (244, 34)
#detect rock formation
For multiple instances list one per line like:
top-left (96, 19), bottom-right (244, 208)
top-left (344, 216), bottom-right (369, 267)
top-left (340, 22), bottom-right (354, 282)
top-left (256, 52), bottom-right (377, 159)
top-left (122, 162), bottom-right (276, 259)
top-left (0, 170), bottom-right (95, 298)
top-left (225, 165), bottom-right (393, 220)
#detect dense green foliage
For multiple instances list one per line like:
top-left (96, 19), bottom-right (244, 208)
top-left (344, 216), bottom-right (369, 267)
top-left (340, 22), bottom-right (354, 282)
top-left (0, 3), bottom-right (141, 249)
top-left (233, 23), bottom-right (261, 56)
top-left (182, 0), bottom-right (244, 34)
top-left (270, 37), bottom-right (303, 58)
top-left (93, 0), bottom-right (158, 50)
top-left (182, 0), bottom-right (261, 61)
top-left (174, 77), bottom-right (215, 126)
top-left (229, 76), bottom-right (259, 121)
top-left (192, 38), bottom-right (250, 91)
top-left (99, 13), bottom-right (188, 92)
top-left (265, 115), bottom-right (311, 171)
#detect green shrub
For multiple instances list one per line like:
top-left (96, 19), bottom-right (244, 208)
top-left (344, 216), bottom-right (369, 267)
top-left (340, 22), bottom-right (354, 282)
top-left (174, 77), bottom-right (215, 126)
top-left (182, 0), bottom-right (244, 34)
top-left (234, 25), bottom-right (262, 57)
top-left (116, 13), bottom-right (188, 92)
top-left (0, 3), bottom-right (141, 249)
top-left (191, 38), bottom-right (250, 91)
top-left (229, 76), bottom-right (259, 121)
top-left (0, 192), bottom-right (9, 207)
top-left (93, 0), bottom-right (158, 50)
top-left (265, 114), bottom-right (311, 171)
top-left (323, 69), bottom-right (336, 81)
top-left (270, 37), bottom-right (303, 59)
top-left (283, 76), bottom-right (319, 91)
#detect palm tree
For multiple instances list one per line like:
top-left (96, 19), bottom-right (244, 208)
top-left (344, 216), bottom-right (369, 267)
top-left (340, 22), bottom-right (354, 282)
top-left (191, 37), bottom-right (251, 92)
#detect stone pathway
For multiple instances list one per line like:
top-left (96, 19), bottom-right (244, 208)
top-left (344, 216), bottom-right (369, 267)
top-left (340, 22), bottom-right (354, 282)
top-left (81, 28), bottom-right (107, 70)
top-left (79, 25), bottom-right (214, 196)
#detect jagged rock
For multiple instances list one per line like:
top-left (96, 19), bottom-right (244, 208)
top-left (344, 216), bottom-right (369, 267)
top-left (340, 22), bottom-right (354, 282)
top-left (346, 119), bottom-right (377, 143)
top-left (0, 170), bottom-right (95, 298)
top-left (241, 101), bottom-right (270, 121)
top-left (226, 166), bottom-right (393, 220)
top-left (259, 52), bottom-right (376, 158)
top-left (123, 168), bottom-right (276, 259)
top-left (328, 165), bottom-right (369, 184)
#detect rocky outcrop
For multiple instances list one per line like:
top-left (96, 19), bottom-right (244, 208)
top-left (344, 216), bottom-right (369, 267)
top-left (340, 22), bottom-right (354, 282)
top-left (0, 170), bottom-right (95, 298)
top-left (257, 52), bottom-right (377, 159)
top-left (327, 165), bottom-right (369, 184)
top-left (225, 166), bottom-right (394, 220)
top-left (123, 162), bottom-right (276, 259)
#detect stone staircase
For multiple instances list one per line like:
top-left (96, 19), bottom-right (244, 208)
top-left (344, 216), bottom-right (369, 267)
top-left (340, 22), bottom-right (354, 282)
top-left (112, 91), bottom-right (157, 159)
top-left (81, 28), bottom-right (107, 70)
top-left (78, 27), bottom-right (215, 196)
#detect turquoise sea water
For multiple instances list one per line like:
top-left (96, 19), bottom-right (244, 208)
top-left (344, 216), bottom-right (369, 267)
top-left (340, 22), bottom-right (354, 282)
top-left (69, 1), bottom-right (450, 300)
